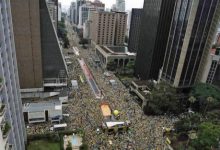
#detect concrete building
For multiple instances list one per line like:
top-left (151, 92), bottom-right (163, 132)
top-left (116, 0), bottom-right (125, 12)
top-left (114, 12), bottom-right (127, 46)
top-left (135, 0), bottom-right (176, 81)
top-left (201, 48), bottom-right (220, 87)
top-left (75, 0), bottom-right (86, 25)
top-left (83, 20), bottom-right (92, 39)
top-left (90, 11), bottom-right (116, 45)
top-left (95, 45), bottom-right (136, 69)
top-left (78, 1), bottom-right (105, 29)
top-left (111, 4), bottom-right (117, 11)
top-left (161, 0), bottom-right (220, 88)
top-left (58, 2), bottom-right (61, 21)
top-left (23, 101), bottom-right (62, 124)
top-left (128, 9), bottom-right (142, 52)
top-left (10, 0), bottom-right (68, 98)
top-left (126, 10), bottom-right (131, 37)
top-left (90, 11), bottom-right (127, 46)
top-left (0, 0), bottom-right (26, 149)
top-left (69, 2), bottom-right (76, 24)
top-left (47, 0), bottom-right (58, 30)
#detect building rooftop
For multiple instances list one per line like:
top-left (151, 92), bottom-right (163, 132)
top-left (23, 100), bottom-right (62, 112)
top-left (99, 46), bottom-right (136, 56)
top-left (107, 46), bottom-right (127, 53)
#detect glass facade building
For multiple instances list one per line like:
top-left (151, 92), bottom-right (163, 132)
top-left (162, 0), bottom-right (220, 88)
top-left (134, 0), bottom-right (176, 80)
top-left (128, 8), bottom-right (142, 53)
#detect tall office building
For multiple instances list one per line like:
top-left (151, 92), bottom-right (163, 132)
top-left (76, 0), bottom-right (86, 25)
top-left (126, 10), bottom-right (131, 37)
top-left (46, 0), bottom-right (58, 30)
top-left (0, 0), bottom-right (26, 149)
top-left (90, 11), bottom-right (127, 46)
top-left (201, 48), bottom-right (220, 87)
top-left (78, 1), bottom-right (105, 29)
top-left (114, 12), bottom-right (127, 45)
top-left (58, 2), bottom-right (61, 21)
top-left (90, 11), bottom-right (116, 45)
top-left (134, 0), bottom-right (176, 80)
top-left (200, 25), bottom-right (220, 88)
top-left (111, 4), bottom-right (117, 11)
top-left (69, 2), bottom-right (76, 24)
top-left (116, 0), bottom-right (125, 12)
top-left (10, 0), bottom-right (67, 97)
top-left (161, 0), bottom-right (220, 88)
top-left (128, 9), bottom-right (142, 52)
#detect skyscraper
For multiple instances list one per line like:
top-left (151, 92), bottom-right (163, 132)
top-left (69, 2), bottom-right (76, 24)
top-left (161, 0), bottom-right (220, 88)
top-left (0, 0), bottom-right (26, 149)
top-left (58, 2), bottom-right (61, 21)
top-left (134, 0), bottom-right (176, 80)
top-left (78, 1), bottom-right (105, 29)
top-left (10, 0), bottom-right (67, 97)
top-left (76, 0), bottom-right (86, 25)
top-left (114, 12), bottom-right (127, 45)
top-left (90, 11), bottom-right (117, 45)
top-left (90, 11), bottom-right (127, 46)
top-left (46, 0), bottom-right (58, 30)
top-left (128, 9), bottom-right (142, 52)
top-left (116, 0), bottom-right (125, 12)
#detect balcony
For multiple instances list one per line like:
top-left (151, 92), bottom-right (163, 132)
top-left (1, 122), bottom-right (11, 139)
top-left (43, 78), bottom-right (67, 87)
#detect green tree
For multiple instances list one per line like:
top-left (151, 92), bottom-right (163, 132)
top-left (204, 97), bottom-right (214, 114)
top-left (207, 110), bottom-right (220, 124)
top-left (143, 81), bottom-right (179, 115)
top-left (191, 83), bottom-right (220, 112)
top-left (174, 113), bottom-right (202, 132)
top-left (191, 122), bottom-right (220, 149)
top-left (188, 96), bottom-right (196, 109)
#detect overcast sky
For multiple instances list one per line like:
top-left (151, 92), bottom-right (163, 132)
top-left (59, 0), bottom-right (144, 11)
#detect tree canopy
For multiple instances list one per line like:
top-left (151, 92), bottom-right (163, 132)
top-left (191, 83), bottom-right (220, 101)
top-left (143, 81), bottom-right (179, 115)
top-left (191, 122), bottom-right (220, 149)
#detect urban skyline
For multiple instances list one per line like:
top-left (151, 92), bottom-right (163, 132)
top-left (1, 0), bottom-right (220, 149)
top-left (59, 0), bottom-right (144, 11)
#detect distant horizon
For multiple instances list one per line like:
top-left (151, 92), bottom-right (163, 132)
top-left (59, 0), bottom-right (144, 12)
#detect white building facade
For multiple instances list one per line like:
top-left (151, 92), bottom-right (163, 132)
top-left (78, 2), bottom-right (104, 29)
top-left (69, 2), bottom-right (76, 24)
top-left (116, 0), bottom-right (125, 12)
top-left (58, 2), bottom-right (61, 21)
top-left (0, 0), bottom-right (26, 149)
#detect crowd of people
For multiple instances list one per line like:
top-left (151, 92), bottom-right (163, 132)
top-left (26, 24), bottom-right (175, 149)
top-left (62, 29), bottom-right (175, 149)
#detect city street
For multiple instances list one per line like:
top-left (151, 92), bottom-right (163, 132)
top-left (62, 22), bottom-right (174, 149)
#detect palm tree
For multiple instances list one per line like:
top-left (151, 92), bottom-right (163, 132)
top-left (188, 96), bottom-right (196, 109)
top-left (204, 96), bottom-right (214, 114)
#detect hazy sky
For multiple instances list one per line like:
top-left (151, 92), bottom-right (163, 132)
top-left (59, 0), bottom-right (144, 11)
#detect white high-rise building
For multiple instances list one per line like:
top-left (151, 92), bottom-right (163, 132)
top-left (78, 1), bottom-right (105, 29)
top-left (69, 2), bottom-right (76, 24)
top-left (116, 0), bottom-right (125, 12)
top-left (58, 2), bottom-right (61, 21)
top-left (0, 0), bottom-right (26, 149)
